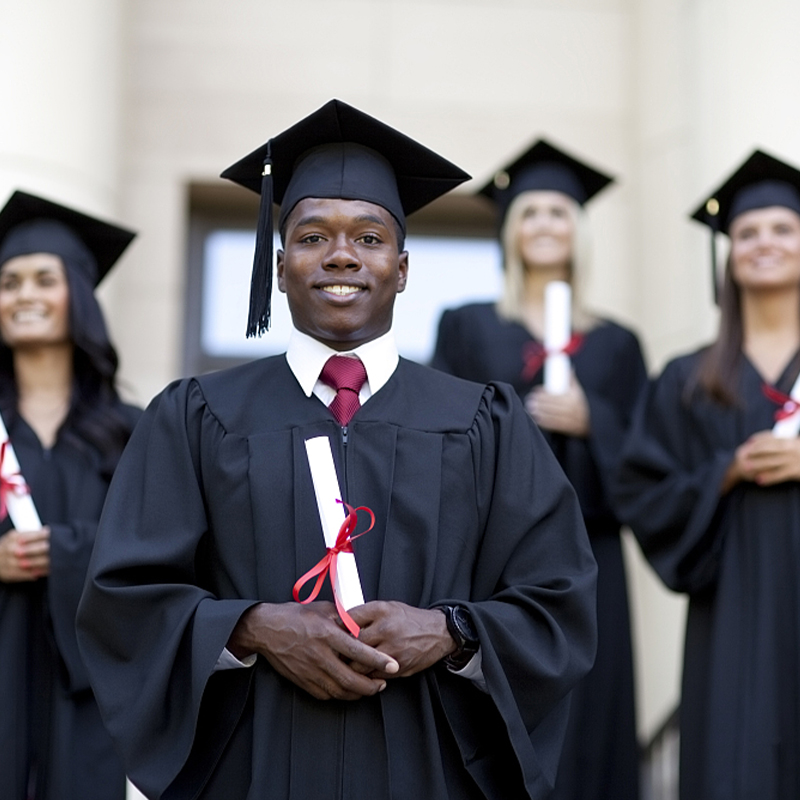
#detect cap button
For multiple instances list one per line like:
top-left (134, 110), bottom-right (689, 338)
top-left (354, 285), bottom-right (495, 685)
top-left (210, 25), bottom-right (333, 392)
top-left (493, 171), bottom-right (510, 190)
top-left (706, 197), bottom-right (719, 215)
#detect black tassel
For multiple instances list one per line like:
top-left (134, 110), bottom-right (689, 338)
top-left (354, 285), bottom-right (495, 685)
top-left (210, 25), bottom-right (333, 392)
top-left (710, 227), bottom-right (719, 305)
top-left (247, 146), bottom-right (273, 338)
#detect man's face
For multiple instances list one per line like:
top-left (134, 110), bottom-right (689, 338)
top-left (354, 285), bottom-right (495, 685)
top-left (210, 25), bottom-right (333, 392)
top-left (277, 197), bottom-right (408, 350)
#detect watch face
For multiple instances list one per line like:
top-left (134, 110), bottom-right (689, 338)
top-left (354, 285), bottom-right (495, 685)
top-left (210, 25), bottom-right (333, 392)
top-left (453, 606), bottom-right (478, 644)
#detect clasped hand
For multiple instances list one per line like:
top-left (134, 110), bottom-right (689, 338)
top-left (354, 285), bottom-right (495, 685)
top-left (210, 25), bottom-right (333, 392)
top-left (228, 600), bottom-right (455, 702)
top-left (0, 527), bottom-right (50, 582)
top-left (725, 430), bottom-right (800, 490)
top-left (525, 374), bottom-right (590, 437)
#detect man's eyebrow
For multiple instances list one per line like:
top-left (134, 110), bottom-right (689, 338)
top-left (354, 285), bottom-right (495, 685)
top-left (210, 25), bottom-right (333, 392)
top-left (293, 215), bottom-right (328, 227)
top-left (354, 214), bottom-right (389, 227)
top-left (292, 213), bottom-right (390, 228)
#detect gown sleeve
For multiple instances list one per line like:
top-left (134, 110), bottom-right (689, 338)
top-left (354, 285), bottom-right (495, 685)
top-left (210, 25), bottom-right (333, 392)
top-left (430, 308), bottom-right (463, 374)
top-left (437, 382), bottom-right (598, 796)
top-left (47, 520), bottom-right (106, 692)
top-left (581, 326), bottom-right (648, 510)
top-left (76, 380), bottom-right (255, 797)
top-left (613, 359), bottom-right (734, 593)
top-left (31, 402), bottom-right (143, 695)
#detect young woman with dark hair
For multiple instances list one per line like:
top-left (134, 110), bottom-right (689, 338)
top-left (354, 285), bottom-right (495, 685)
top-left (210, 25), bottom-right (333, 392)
top-left (0, 191), bottom-right (139, 800)
top-left (616, 150), bottom-right (800, 800)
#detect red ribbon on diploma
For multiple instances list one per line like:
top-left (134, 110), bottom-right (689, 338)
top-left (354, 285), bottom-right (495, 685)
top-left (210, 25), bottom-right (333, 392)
top-left (762, 384), bottom-right (800, 422)
top-left (0, 440), bottom-right (29, 522)
top-left (521, 333), bottom-right (584, 383)
top-left (293, 501), bottom-right (374, 637)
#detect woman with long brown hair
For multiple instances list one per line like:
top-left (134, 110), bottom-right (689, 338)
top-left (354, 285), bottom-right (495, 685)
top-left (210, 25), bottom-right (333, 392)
top-left (616, 150), bottom-right (800, 799)
top-left (0, 191), bottom-right (139, 800)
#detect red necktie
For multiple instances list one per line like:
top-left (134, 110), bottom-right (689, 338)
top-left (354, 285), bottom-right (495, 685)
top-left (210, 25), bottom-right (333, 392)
top-left (320, 355), bottom-right (367, 426)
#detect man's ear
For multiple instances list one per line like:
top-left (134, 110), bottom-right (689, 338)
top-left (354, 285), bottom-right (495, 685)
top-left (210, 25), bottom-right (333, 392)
top-left (276, 250), bottom-right (286, 293)
top-left (397, 251), bottom-right (409, 294)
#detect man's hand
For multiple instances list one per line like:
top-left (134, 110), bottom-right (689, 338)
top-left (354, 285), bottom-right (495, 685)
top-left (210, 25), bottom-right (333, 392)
top-left (525, 374), bottom-right (590, 437)
top-left (725, 430), bottom-right (800, 490)
top-left (0, 527), bottom-right (50, 583)
top-left (227, 601), bottom-right (399, 701)
top-left (348, 601), bottom-right (457, 679)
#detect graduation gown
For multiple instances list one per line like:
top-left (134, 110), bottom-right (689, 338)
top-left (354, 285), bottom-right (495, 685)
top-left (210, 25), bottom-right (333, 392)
top-left (614, 349), bottom-right (800, 800)
top-left (432, 302), bottom-right (645, 800)
top-left (0, 408), bottom-right (139, 800)
top-left (77, 355), bottom-right (597, 800)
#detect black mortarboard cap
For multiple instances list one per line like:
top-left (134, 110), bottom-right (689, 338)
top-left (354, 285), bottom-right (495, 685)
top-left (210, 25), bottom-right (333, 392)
top-left (0, 190), bottom-right (135, 287)
top-left (478, 138), bottom-right (614, 218)
top-left (691, 149), bottom-right (800, 233)
top-left (690, 149), bottom-right (800, 301)
top-left (221, 99), bottom-right (471, 337)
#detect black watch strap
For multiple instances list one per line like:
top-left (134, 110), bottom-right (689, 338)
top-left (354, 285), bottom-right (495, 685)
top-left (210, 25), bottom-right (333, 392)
top-left (437, 604), bottom-right (479, 670)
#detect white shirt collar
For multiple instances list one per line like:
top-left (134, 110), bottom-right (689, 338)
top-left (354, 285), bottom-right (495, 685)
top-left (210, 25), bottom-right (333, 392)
top-left (286, 327), bottom-right (399, 398)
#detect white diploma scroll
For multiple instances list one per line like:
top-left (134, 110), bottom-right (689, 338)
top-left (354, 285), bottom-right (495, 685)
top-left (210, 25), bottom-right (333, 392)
top-left (543, 280), bottom-right (572, 395)
top-left (0, 412), bottom-right (42, 531)
top-left (772, 372), bottom-right (800, 439)
top-left (126, 780), bottom-right (147, 800)
top-left (304, 436), bottom-right (365, 609)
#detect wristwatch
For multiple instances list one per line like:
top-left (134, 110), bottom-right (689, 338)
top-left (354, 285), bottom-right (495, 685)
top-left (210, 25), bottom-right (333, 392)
top-left (436, 604), bottom-right (479, 670)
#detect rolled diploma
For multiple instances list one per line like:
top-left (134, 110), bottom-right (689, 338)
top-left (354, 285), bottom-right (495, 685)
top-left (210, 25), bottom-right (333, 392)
top-left (126, 780), bottom-right (147, 800)
top-left (544, 280), bottom-right (572, 395)
top-left (0, 412), bottom-right (42, 530)
top-left (772, 372), bottom-right (800, 439)
top-left (304, 436), bottom-right (364, 609)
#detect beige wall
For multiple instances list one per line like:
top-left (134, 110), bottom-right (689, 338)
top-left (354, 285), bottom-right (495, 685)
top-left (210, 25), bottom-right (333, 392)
top-left (0, 1), bottom-right (125, 204)
top-left (5, 0), bottom-right (800, 744)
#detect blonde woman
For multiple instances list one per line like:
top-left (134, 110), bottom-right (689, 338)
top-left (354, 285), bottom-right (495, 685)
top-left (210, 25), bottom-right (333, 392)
top-left (433, 140), bottom-right (645, 800)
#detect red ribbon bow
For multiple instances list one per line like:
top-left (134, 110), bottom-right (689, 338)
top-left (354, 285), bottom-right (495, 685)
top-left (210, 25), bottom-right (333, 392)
top-left (0, 440), bottom-right (29, 521)
top-left (762, 384), bottom-right (800, 422)
top-left (521, 333), bottom-right (584, 383)
top-left (293, 501), bottom-right (374, 637)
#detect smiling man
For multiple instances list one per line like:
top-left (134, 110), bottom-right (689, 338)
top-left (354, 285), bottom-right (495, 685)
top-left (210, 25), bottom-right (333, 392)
top-left (277, 197), bottom-right (408, 350)
top-left (77, 100), bottom-right (597, 800)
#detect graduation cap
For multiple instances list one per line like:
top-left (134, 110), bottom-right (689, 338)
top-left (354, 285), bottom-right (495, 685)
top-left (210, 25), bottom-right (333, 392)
top-left (690, 149), bottom-right (800, 300)
top-left (221, 99), bottom-right (471, 337)
top-left (0, 190), bottom-right (136, 287)
top-left (478, 138), bottom-right (615, 218)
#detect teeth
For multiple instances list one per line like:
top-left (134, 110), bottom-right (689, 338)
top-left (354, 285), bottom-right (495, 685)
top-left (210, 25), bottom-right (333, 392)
top-left (322, 285), bottom-right (361, 296)
top-left (13, 310), bottom-right (47, 322)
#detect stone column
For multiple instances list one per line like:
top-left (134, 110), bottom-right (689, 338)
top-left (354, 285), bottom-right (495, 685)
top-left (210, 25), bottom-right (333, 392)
top-left (0, 0), bottom-right (126, 213)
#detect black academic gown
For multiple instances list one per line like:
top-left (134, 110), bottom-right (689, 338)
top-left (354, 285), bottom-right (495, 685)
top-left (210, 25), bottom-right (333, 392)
top-left (0, 407), bottom-right (139, 800)
top-left (432, 302), bottom-right (645, 800)
top-left (77, 355), bottom-right (597, 800)
top-left (615, 349), bottom-right (800, 800)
